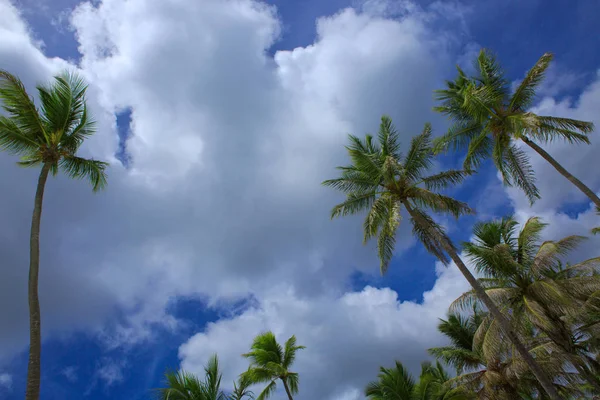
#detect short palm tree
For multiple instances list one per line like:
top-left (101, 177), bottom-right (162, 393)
top-left (414, 361), bottom-right (473, 400)
top-left (241, 332), bottom-right (305, 400)
top-left (428, 311), bottom-right (566, 399)
top-left (157, 355), bottom-right (226, 400)
top-left (323, 115), bottom-right (561, 399)
top-left (433, 50), bottom-right (598, 207)
top-left (454, 216), bottom-right (600, 392)
top-left (0, 70), bottom-right (108, 400)
top-left (365, 361), bottom-right (416, 400)
top-left (230, 371), bottom-right (255, 400)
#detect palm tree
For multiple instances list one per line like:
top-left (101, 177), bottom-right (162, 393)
top-left (433, 50), bottom-right (598, 207)
top-left (0, 70), bottom-right (108, 400)
top-left (414, 361), bottom-right (473, 400)
top-left (157, 355), bottom-right (227, 400)
top-left (323, 115), bottom-right (561, 399)
top-left (454, 216), bottom-right (600, 393)
top-left (230, 370), bottom-right (255, 400)
top-left (428, 311), bottom-right (566, 399)
top-left (241, 332), bottom-right (305, 400)
top-left (365, 361), bottom-right (416, 400)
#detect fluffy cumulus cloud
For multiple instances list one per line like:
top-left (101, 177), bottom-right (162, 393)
top-left (1, 0), bottom-right (600, 397)
top-left (179, 264), bottom-right (470, 400)
top-left (0, 0), bottom-right (456, 362)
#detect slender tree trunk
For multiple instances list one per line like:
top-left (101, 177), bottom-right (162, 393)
top-left (25, 164), bottom-right (50, 400)
top-left (522, 136), bottom-right (600, 209)
top-left (403, 201), bottom-right (563, 400)
top-left (281, 378), bottom-right (294, 400)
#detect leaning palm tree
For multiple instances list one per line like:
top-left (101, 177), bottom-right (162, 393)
top-left (365, 361), bottom-right (416, 400)
top-left (323, 115), bottom-right (561, 399)
top-left (0, 70), bottom-right (108, 400)
top-left (454, 216), bottom-right (600, 393)
top-left (241, 332), bottom-right (305, 400)
top-left (433, 50), bottom-right (598, 207)
top-left (156, 354), bottom-right (227, 400)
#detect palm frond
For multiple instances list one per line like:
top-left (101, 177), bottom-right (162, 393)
top-left (403, 123), bottom-right (433, 181)
top-left (59, 155), bottom-right (108, 191)
top-left (504, 144), bottom-right (540, 204)
top-left (421, 169), bottom-right (471, 191)
top-left (509, 53), bottom-right (553, 111)
top-left (0, 116), bottom-right (40, 155)
top-left (255, 380), bottom-right (276, 400)
top-left (0, 69), bottom-right (46, 141)
top-left (409, 206), bottom-right (451, 264)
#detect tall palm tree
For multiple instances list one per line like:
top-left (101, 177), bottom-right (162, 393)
top-left (454, 216), bottom-right (600, 393)
top-left (157, 355), bottom-right (227, 400)
top-left (0, 70), bottom-right (108, 400)
top-left (241, 332), bottom-right (305, 400)
top-left (433, 50), bottom-right (598, 207)
top-left (365, 361), bottom-right (416, 400)
top-left (323, 115), bottom-right (561, 399)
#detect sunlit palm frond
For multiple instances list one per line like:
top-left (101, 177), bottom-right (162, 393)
top-left (0, 69), bottom-right (46, 141)
top-left (509, 53), bottom-right (553, 111)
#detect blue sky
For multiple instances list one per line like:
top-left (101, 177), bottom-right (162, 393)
top-left (1, 0), bottom-right (600, 399)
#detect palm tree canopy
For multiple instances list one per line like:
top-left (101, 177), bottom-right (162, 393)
top-left (365, 361), bottom-right (415, 400)
top-left (0, 69), bottom-right (107, 190)
top-left (156, 355), bottom-right (226, 400)
top-left (323, 115), bottom-right (473, 273)
top-left (241, 332), bottom-right (305, 400)
top-left (433, 50), bottom-right (594, 204)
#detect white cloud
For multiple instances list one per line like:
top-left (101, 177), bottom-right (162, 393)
top-left (179, 263), bottom-right (470, 400)
top-left (0, 373), bottom-right (12, 390)
top-left (0, 0), bottom-right (457, 361)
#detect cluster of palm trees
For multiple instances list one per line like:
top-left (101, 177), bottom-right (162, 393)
top-left (1, 44), bottom-right (599, 399)
top-left (365, 217), bottom-right (600, 399)
top-left (156, 332), bottom-right (304, 400)
top-left (326, 50), bottom-right (600, 400)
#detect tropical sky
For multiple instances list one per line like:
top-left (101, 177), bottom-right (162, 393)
top-left (1, 0), bottom-right (600, 399)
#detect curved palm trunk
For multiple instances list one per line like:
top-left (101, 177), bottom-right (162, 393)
top-left (281, 378), bottom-right (294, 400)
top-left (403, 201), bottom-right (562, 400)
top-left (25, 163), bottom-right (50, 400)
top-left (521, 137), bottom-right (600, 209)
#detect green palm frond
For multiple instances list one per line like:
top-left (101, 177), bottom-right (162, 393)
top-left (0, 69), bottom-right (46, 141)
top-left (420, 170), bottom-right (471, 191)
top-left (255, 380), bottom-right (276, 400)
top-left (503, 144), bottom-right (539, 204)
top-left (365, 361), bottom-right (415, 400)
top-left (231, 370), bottom-right (255, 400)
top-left (282, 335), bottom-right (305, 370)
top-left (59, 156), bottom-right (108, 192)
top-left (0, 116), bottom-right (40, 155)
top-left (509, 53), bottom-right (553, 111)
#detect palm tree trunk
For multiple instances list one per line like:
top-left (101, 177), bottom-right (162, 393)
top-left (281, 378), bottom-right (294, 400)
top-left (25, 163), bottom-right (50, 400)
top-left (403, 201), bottom-right (562, 400)
top-left (521, 136), bottom-right (600, 208)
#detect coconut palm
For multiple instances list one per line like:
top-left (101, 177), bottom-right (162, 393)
top-left (0, 70), bottom-right (108, 400)
top-left (414, 361), bottom-right (473, 400)
top-left (323, 115), bottom-right (561, 399)
top-left (453, 216), bottom-right (600, 393)
top-left (230, 371), bottom-right (255, 400)
top-left (428, 311), bottom-right (570, 399)
top-left (241, 332), bottom-right (305, 400)
top-left (157, 355), bottom-right (226, 400)
top-left (433, 50), bottom-right (598, 207)
top-left (365, 361), bottom-right (416, 400)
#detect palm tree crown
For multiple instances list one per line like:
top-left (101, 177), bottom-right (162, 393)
top-left (433, 50), bottom-right (596, 206)
top-left (241, 332), bottom-right (305, 400)
top-left (0, 69), bottom-right (108, 188)
top-left (323, 115), bottom-right (473, 273)
top-left (157, 354), bottom-right (227, 400)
